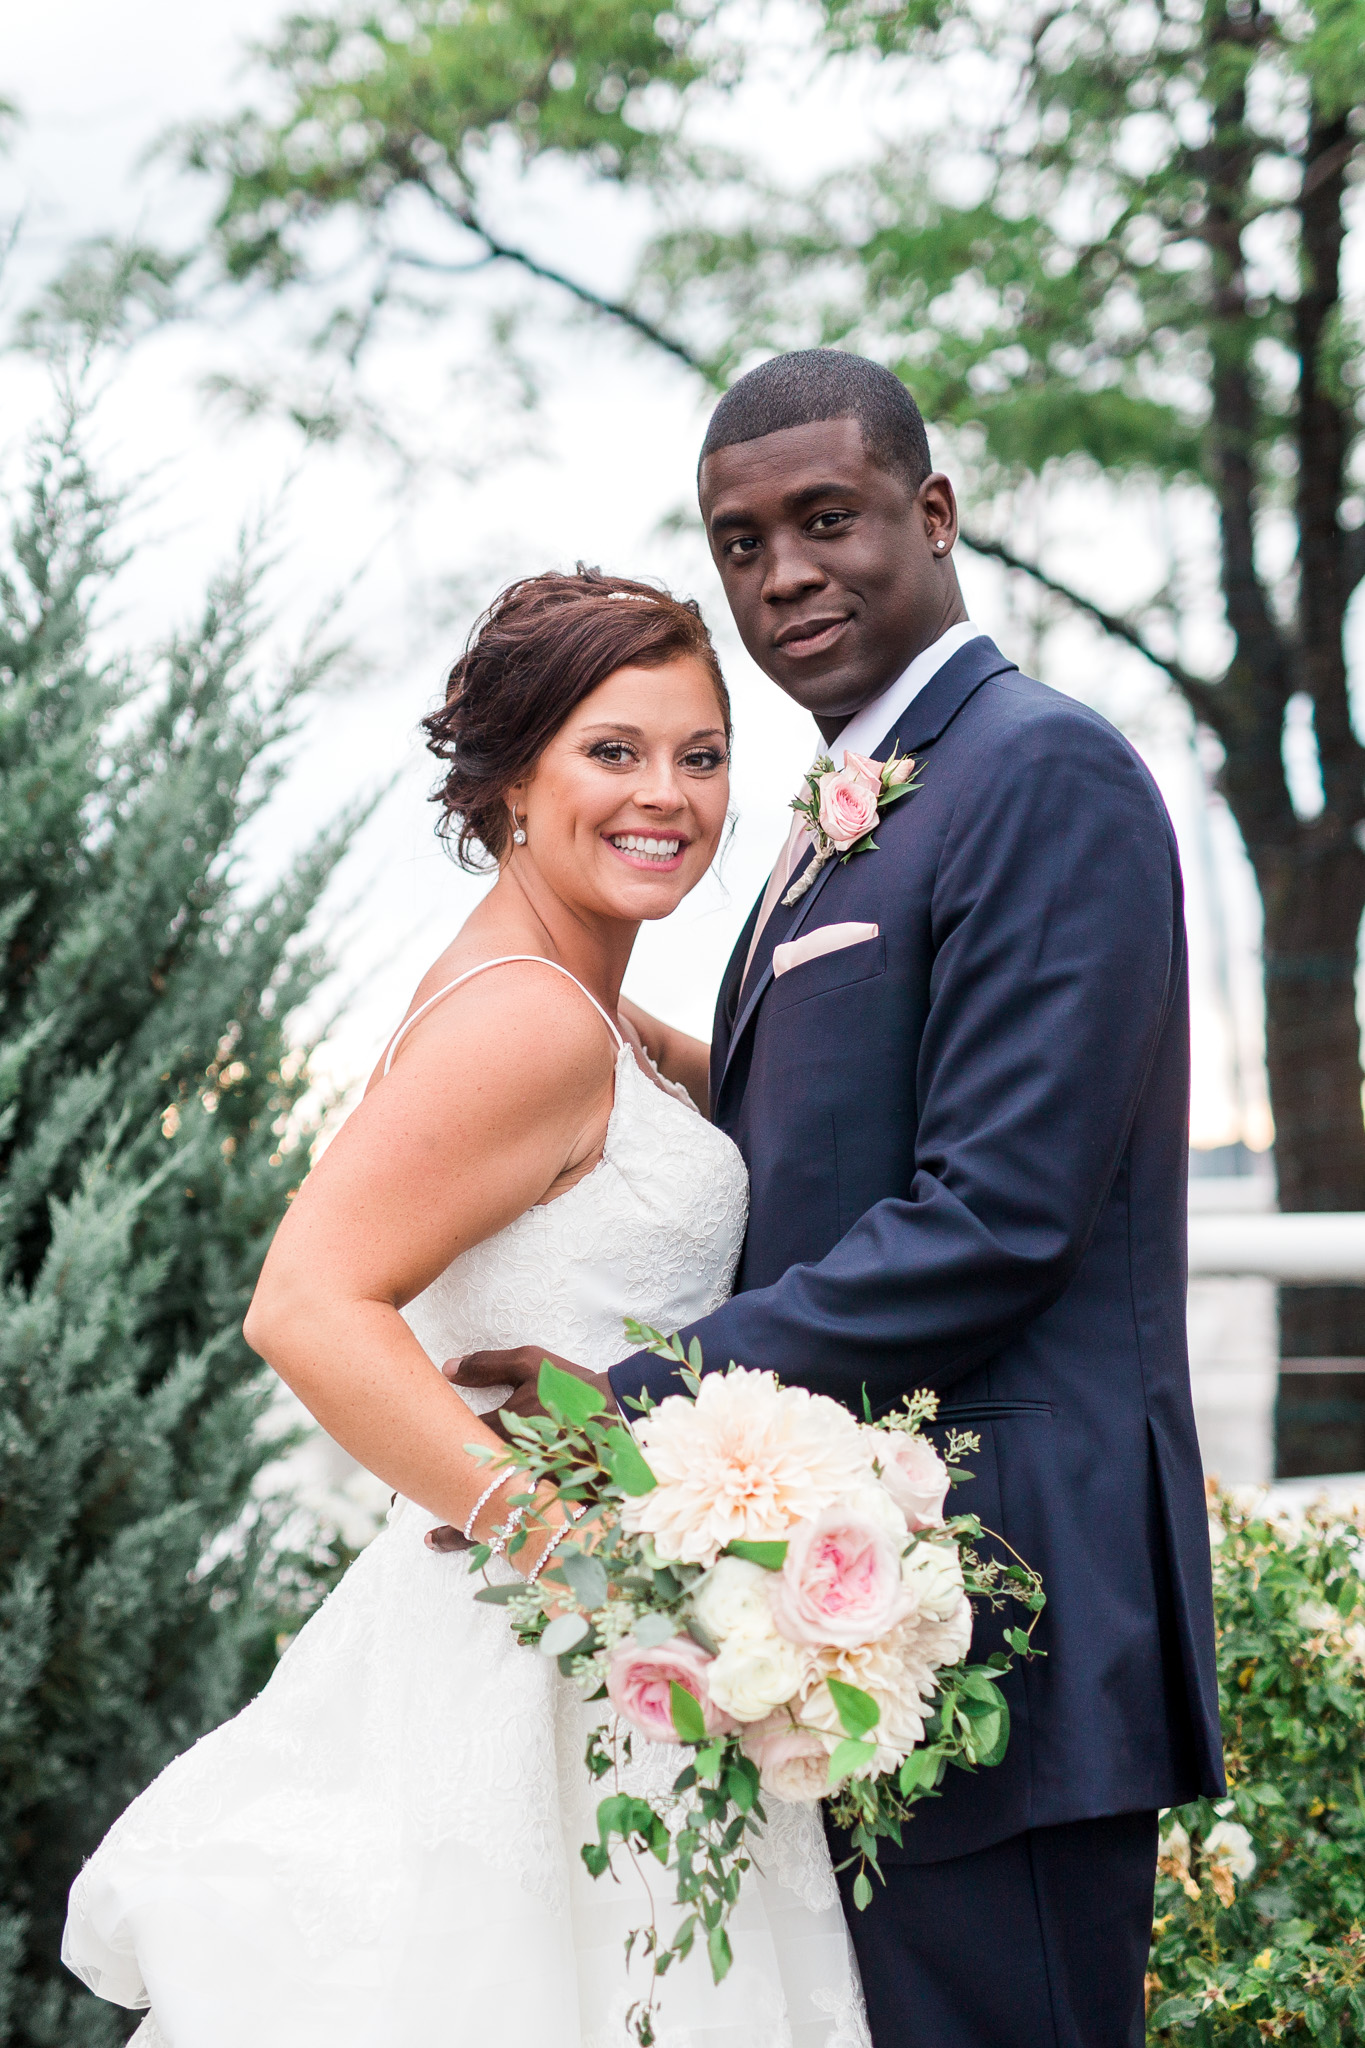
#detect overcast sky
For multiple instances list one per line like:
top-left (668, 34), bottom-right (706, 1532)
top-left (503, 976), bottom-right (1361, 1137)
top-left (2, 0), bottom-right (1281, 1152)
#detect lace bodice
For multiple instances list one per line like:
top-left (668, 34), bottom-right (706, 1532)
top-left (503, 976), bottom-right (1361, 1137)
top-left (400, 1037), bottom-right (749, 1391)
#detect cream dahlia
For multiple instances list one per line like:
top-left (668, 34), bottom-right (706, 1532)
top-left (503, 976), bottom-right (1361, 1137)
top-left (800, 1624), bottom-right (940, 1768)
top-left (622, 1368), bottom-right (874, 1566)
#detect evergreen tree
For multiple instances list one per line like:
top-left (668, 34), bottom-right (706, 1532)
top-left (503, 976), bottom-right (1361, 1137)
top-left (0, 386), bottom-right (358, 2044)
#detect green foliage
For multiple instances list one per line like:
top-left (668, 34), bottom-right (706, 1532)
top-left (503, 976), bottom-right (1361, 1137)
top-left (646, 0), bottom-right (1363, 494)
top-left (1147, 1491), bottom-right (1365, 2044)
top-left (669, 1677), bottom-right (708, 1742)
top-left (187, 0), bottom-right (711, 289)
top-left (13, 243), bottom-right (189, 362)
top-left (0, 391), bottom-right (357, 2044)
top-left (722, 1538), bottom-right (788, 1569)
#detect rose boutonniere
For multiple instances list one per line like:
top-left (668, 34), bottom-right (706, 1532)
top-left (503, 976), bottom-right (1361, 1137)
top-left (782, 745), bottom-right (922, 905)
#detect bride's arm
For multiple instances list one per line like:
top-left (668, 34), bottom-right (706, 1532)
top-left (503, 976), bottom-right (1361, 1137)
top-left (243, 970), bottom-right (616, 1567)
top-left (618, 997), bottom-right (711, 1113)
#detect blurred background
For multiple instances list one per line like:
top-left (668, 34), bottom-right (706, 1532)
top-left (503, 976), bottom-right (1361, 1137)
top-left (1, 1), bottom-right (1362, 2031)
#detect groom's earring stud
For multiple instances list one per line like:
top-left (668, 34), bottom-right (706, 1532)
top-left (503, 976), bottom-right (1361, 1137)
top-left (935, 539), bottom-right (948, 551)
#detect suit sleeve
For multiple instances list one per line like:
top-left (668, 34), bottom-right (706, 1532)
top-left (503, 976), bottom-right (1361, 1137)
top-left (609, 706), bottom-right (1184, 1414)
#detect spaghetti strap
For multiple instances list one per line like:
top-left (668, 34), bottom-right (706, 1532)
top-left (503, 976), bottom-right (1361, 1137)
top-left (381, 955), bottom-right (625, 1076)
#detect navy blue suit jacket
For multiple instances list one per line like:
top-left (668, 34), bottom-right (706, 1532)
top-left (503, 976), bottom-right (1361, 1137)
top-left (610, 637), bottom-right (1225, 1862)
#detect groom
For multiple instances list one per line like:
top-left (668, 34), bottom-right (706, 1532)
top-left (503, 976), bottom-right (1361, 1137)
top-left (449, 349), bottom-right (1224, 2046)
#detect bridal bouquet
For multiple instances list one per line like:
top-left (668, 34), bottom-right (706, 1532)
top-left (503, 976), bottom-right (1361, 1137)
top-left (468, 1325), bottom-right (1044, 2045)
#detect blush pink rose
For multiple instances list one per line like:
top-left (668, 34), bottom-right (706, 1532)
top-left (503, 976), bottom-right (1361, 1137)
top-left (742, 1714), bottom-right (831, 1802)
top-left (872, 1431), bottom-right (950, 1530)
top-left (816, 767), bottom-right (879, 851)
top-left (842, 748), bottom-right (885, 788)
top-left (885, 755), bottom-right (916, 786)
top-left (770, 1510), bottom-right (913, 1649)
top-left (606, 1635), bottom-right (736, 1745)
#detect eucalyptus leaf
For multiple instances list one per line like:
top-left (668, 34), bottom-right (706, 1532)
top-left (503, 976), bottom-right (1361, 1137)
top-left (540, 1611), bottom-right (590, 1657)
top-left (604, 1425), bottom-right (657, 1496)
top-left (826, 1737), bottom-right (878, 1789)
top-left (669, 1680), bottom-right (708, 1744)
top-left (633, 1610), bottom-right (679, 1648)
top-left (973, 1699), bottom-right (1010, 1768)
top-left (966, 1708), bottom-right (1001, 1759)
top-left (723, 1539), bottom-right (788, 1570)
top-left (826, 1677), bottom-right (880, 1739)
top-left (558, 1549), bottom-right (608, 1611)
top-left (898, 1747), bottom-right (938, 1796)
top-left (537, 1359), bottom-right (605, 1426)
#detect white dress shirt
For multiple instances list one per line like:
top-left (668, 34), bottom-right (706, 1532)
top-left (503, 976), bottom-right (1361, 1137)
top-left (830, 618), bottom-right (986, 766)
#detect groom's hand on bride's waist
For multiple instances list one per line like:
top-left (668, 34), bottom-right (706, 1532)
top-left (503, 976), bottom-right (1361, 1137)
top-left (445, 1346), bottom-right (620, 1427)
top-left (423, 1348), bottom-right (620, 1557)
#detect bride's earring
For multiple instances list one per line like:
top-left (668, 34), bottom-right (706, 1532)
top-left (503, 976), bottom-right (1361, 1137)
top-left (512, 808), bottom-right (527, 846)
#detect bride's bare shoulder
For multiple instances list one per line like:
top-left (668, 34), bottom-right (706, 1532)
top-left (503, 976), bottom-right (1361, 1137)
top-left (365, 949), bottom-right (618, 1105)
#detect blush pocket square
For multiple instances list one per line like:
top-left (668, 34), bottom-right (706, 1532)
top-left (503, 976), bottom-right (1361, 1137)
top-left (772, 921), bottom-right (880, 978)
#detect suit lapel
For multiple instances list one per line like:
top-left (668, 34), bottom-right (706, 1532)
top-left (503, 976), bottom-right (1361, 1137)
top-left (716, 838), bottom-right (843, 1099)
top-left (887, 633), bottom-right (1016, 754)
top-left (710, 888), bottom-right (763, 1105)
top-left (715, 637), bottom-right (1017, 1108)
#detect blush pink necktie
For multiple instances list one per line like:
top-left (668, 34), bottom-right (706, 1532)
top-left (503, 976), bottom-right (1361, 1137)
top-left (741, 811), bottom-right (812, 993)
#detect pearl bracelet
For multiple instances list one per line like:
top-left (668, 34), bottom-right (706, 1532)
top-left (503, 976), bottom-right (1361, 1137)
top-left (463, 1468), bottom-right (516, 1543)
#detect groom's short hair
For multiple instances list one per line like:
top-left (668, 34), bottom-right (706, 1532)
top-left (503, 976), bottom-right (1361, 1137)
top-left (699, 350), bottom-right (932, 492)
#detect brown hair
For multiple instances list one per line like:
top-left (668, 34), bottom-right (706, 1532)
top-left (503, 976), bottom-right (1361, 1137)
top-left (423, 566), bottom-right (730, 869)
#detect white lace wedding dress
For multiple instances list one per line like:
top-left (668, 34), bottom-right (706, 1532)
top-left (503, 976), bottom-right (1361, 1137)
top-left (62, 959), bottom-right (868, 2048)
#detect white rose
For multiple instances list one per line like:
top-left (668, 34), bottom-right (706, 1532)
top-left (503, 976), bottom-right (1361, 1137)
top-left (707, 1631), bottom-right (807, 1722)
top-left (1204, 1820), bottom-right (1256, 1882)
top-left (691, 1557), bottom-right (776, 1644)
top-left (846, 1481), bottom-right (909, 1540)
top-left (901, 1540), bottom-right (965, 1623)
top-left (866, 1427), bottom-right (950, 1530)
top-left (743, 1716), bottom-right (833, 1802)
top-left (913, 1592), bottom-right (973, 1670)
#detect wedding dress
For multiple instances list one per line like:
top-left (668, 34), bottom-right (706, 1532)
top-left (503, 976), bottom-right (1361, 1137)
top-left (62, 957), bottom-right (869, 2048)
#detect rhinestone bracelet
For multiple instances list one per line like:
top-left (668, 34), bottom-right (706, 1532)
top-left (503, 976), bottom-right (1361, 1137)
top-left (487, 1503), bottom-right (527, 1561)
top-left (462, 1467), bottom-right (517, 1543)
top-left (527, 1504), bottom-right (585, 1586)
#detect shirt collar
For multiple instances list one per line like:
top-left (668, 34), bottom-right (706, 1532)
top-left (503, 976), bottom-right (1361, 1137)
top-left (828, 620), bottom-right (986, 768)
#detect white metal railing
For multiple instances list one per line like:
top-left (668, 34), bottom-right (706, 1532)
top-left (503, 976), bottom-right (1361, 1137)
top-left (1185, 1201), bottom-right (1365, 1488)
top-left (1188, 1212), bottom-right (1365, 1283)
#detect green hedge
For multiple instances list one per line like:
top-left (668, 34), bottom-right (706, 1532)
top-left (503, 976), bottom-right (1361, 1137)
top-left (1148, 1489), bottom-right (1365, 2043)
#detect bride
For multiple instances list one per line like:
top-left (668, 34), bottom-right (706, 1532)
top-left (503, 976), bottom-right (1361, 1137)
top-left (62, 568), bottom-right (868, 2048)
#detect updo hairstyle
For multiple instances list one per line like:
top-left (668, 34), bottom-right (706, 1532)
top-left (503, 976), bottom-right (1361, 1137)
top-left (423, 566), bottom-right (730, 870)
